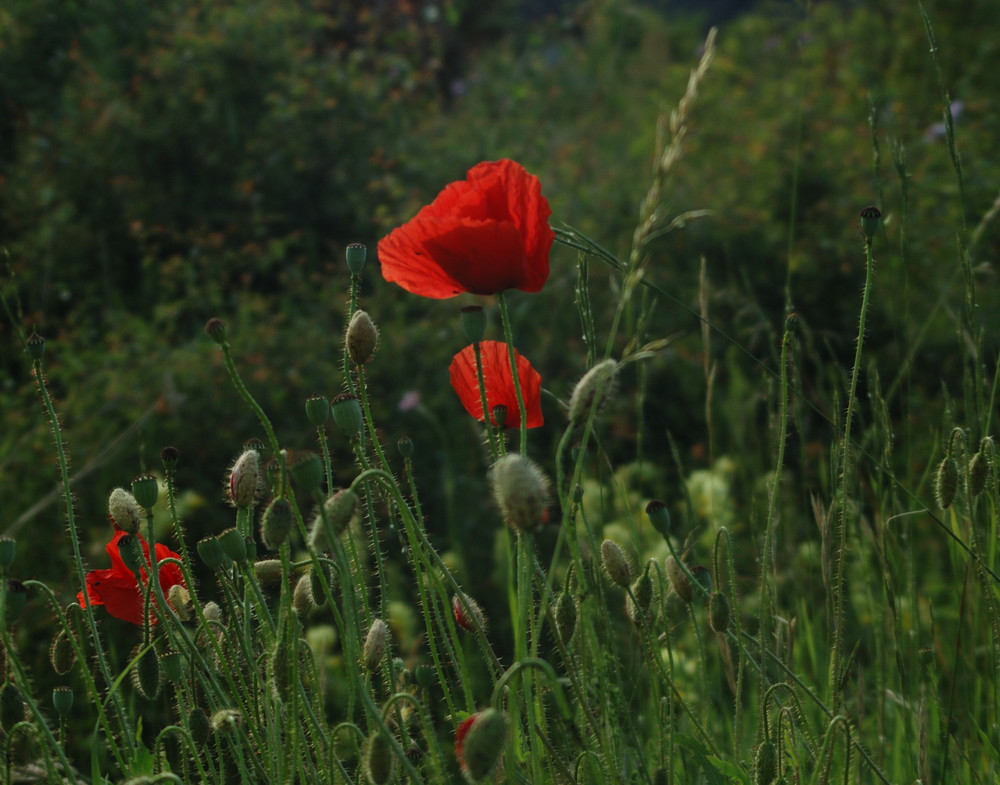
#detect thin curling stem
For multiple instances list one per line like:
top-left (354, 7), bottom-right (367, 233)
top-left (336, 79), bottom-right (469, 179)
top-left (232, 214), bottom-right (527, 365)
top-left (218, 341), bottom-right (282, 464)
top-left (831, 231), bottom-right (877, 715)
top-left (497, 292), bottom-right (529, 455)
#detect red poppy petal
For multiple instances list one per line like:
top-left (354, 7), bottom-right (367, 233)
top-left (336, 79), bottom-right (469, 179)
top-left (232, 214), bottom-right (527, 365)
top-left (449, 341), bottom-right (543, 429)
top-left (83, 568), bottom-right (145, 625)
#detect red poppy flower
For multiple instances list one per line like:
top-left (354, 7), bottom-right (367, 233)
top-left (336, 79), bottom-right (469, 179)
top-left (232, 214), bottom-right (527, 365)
top-left (377, 159), bottom-right (554, 298)
top-left (449, 341), bottom-right (543, 429)
top-left (77, 530), bottom-right (186, 626)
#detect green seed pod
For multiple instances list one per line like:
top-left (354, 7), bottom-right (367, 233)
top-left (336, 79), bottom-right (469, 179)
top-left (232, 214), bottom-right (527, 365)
top-left (290, 452), bottom-right (325, 494)
top-left (397, 436), bottom-right (414, 458)
top-left (969, 452), bottom-right (989, 497)
top-left (305, 394), bottom-right (331, 427)
top-left (935, 456), bottom-right (959, 509)
top-left (709, 591), bottom-right (731, 633)
top-left (363, 730), bottom-right (397, 785)
top-left (346, 310), bottom-right (380, 365)
top-left (456, 708), bottom-right (507, 782)
top-left (131, 645), bottom-right (161, 700)
top-left (600, 539), bottom-right (631, 588)
top-left (859, 205), bottom-right (881, 243)
top-left (131, 473), bottom-right (160, 511)
top-left (49, 629), bottom-right (76, 676)
top-left (752, 740), bottom-right (778, 785)
top-left (645, 499), bottom-right (671, 541)
top-left (160, 446), bottom-right (180, 471)
top-left (51, 686), bottom-right (74, 717)
top-left (460, 305), bottom-right (486, 343)
top-left (204, 317), bottom-right (228, 344)
top-left (197, 536), bottom-right (227, 570)
top-left (25, 332), bottom-right (45, 361)
top-left (554, 590), bottom-right (578, 644)
top-left (331, 393), bottom-right (365, 438)
top-left (345, 242), bottom-right (367, 275)
top-left (160, 651), bottom-right (185, 683)
top-left (490, 454), bottom-right (551, 533)
top-left (218, 527), bottom-right (247, 564)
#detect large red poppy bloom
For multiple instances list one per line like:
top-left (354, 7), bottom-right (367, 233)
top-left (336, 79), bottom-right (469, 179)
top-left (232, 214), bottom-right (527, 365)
top-left (449, 341), bottom-right (543, 429)
top-left (377, 159), bottom-right (554, 298)
top-left (77, 530), bottom-right (186, 626)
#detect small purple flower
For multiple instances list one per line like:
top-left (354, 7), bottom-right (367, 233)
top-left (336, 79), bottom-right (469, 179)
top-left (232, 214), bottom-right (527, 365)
top-left (398, 390), bottom-right (421, 412)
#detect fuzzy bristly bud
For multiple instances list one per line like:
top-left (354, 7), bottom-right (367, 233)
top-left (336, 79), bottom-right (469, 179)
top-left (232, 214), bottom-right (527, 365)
top-left (363, 618), bottom-right (388, 673)
top-left (491, 404), bottom-right (508, 430)
top-left (601, 539), bottom-right (631, 588)
top-left (554, 590), bottom-right (578, 644)
top-left (460, 305), bottom-right (487, 343)
top-left (228, 448), bottom-right (262, 508)
top-left (210, 709), bottom-right (243, 735)
top-left (205, 317), bottom-right (228, 344)
top-left (455, 709), bottom-right (507, 782)
top-left (269, 640), bottom-right (292, 704)
top-left (310, 489), bottom-right (360, 550)
top-left (331, 393), bottom-right (365, 438)
top-left (131, 474), bottom-right (160, 511)
top-left (752, 740), bottom-right (778, 785)
top-left (363, 730), bottom-right (397, 785)
top-left (160, 650), bottom-right (185, 682)
top-left (934, 456), bottom-right (959, 509)
top-left (260, 496), bottom-right (294, 550)
top-left (346, 309), bottom-right (379, 365)
top-left (188, 707), bottom-right (211, 745)
top-left (625, 568), bottom-right (654, 626)
top-left (49, 630), bottom-right (76, 676)
top-left (254, 559), bottom-right (284, 587)
top-left (305, 394), bottom-right (331, 427)
top-left (160, 445), bottom-right (180, 471)
top-left (293, 575), bottom-right (314, 617)
top-left (309, 563), bottom-right (332, 607)
top-left (453, 593), bottom-right (487, 634)
top-left (166, 585), bottom-right (191, 622)
top-left (859, 205), bottom-right (881, 243)
top-left (666, 555), bottom-right (692, 602)
top-left (969, 452), bottom-right (989, 497)
top-left (709, 591), bottom-right (731, 633)
top-left (645, 499), bottom-right (671, 540)
top-left (490, 454), bottom-right (551, 533)
top-left (108, 488), bottom-right (144, 534)
top-left (345, 242), bottom-right (367, 275)
top-left (51, 686), bottom-right (74, 717)
top-left (131, 644), bottom-right (161, 700)
top-left (568, 358), bottom-right (618, 425)
top-left (290, 451), bottom-right (325, 494)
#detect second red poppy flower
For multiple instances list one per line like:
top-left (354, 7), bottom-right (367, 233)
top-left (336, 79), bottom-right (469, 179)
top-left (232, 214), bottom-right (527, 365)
top-left (449, 341), bottom-right (543, 429)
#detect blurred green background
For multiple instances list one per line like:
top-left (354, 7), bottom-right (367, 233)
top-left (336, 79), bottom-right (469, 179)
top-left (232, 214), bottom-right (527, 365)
top-left (2, 0), bottom-right (999, 651)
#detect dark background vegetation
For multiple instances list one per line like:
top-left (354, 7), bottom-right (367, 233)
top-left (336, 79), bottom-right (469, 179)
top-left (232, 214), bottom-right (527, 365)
top-left (2, 0), bottom-right (999, 686)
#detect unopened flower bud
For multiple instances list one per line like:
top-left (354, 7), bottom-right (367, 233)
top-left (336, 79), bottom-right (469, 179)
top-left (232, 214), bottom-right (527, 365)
top-left (554, 590), bottom-right (578, 644)
top-left (859, 205), bottom-right (881, 243)
top-left (210, 709), bottom-right (242, 735)
top-left (490, 454), bottom-right (551, 533)
top-left (290, 452), bottom-right (325, 494)
top-left (935, 455), bottom-right (959, 509)
top-left (397, 435), bottom-right (414, 458)
top-left (346, 309), bottom-right (379, 365)
top-left (455, 709), bottom-right (507, 782)
top-left (202, 601), bottom-right (223, 624)
top-left (269, 640), bottom-right (292, 703)
top-left (254, 559), bottom-right (284, 587)
top-left (188, 707), bottom-right (210, 745)
top-left (25, 332), bottom-right (45, 361)
top-left (346, 242), bottom-right (367, 275)
top-left (752, 740), bottom-right (778, 785)
top-left (160, 446), bottom-right (179, 471)
top-left (331, 393), bottom-right (364, 438)
top-left (260, 496), bottom-right (294, 550)
top-left (310, 489), bottom-right (360, 550)
top-left (709, 591), bottom-right (731, 632)
top-left (363, 618), bottom-right (388, 672)
top-left (363, 730), bottom-right (397, 785)
top-left (601, 539), bottom-right (631, 588)
top-left (293, 575), bottom-right (314, 617)
top-left (452, 593), bottom-right (487, 634)
top-left (109, 488), bottom-right (143, 534)
top-left (168, 584), bottom-right (191, 621)
top-left (568, 359), bottom-right (618, 425)
top-left (49, 630), bottom-right (76, 675)
top-left (228, 449), bottom-right (262, 508)
top-left (131, 474), bottom-right (159, 511)
top-left (666, 555), bottom-right (692, 602)
top-left (197, 536), bottom-right (226, 570)
top-left (131, 644), bottom-right (161, 700)
top-left (625, 568), bottom-right (654, 625)
top-left (969, 452), bottom-right (989, 497)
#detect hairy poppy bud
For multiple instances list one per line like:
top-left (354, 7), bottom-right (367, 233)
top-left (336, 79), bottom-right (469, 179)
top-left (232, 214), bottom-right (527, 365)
top-left (346, 310), bottom-right (379, 365)
top-left (456, 709), bottom-right (507, 782)
top-left (269, 640), bottom-right (292, 704)
top-left (210, 709), bottom-right (243, 736)
top-left (752, 739), bottom-right (778, 785)
top-left (554, 590), bottom-right (578, 644)
top-left (331, 393), bottom-right (365, 439)
top-left (666, 555), bottom-right (692, 602)
top-left (490, 454), bottom-right (551, 533)
top-left (254, 559), bottom-right (284, 587)
top-left (310, 489), bottom-right (360, 551)
top-left (228, 449), bottom-right (262, 508)
top-left (625, 566), bottom-right (654, 625)
top-left (363, 730), bottom-right (397, 785)
top-left (260, 496), bottom-right (293, 550)
top-left (293, 575), bottom-right (314, 617)
top-left (363, 619), bottom-right (388, 673)
top-left (453, 593), bottom-right (487, 634)
top-left (25, 332), bottom-right (45, 361)
top-left (131, 644), bottom-right (161, 700)
top-left (601, 539), bottom-right (631, 588)
top-left (49, 630), bottom-right (76, 675)
top-left (645, 499), bottom-right (671, 541)
top-left (969, 452), bottom-right (989, 497)
top-left (935, 456), bottom-right (959, 509)
top-left (568, 359), bottom-right (618, 425)
top-left (290, 452), bottom-right (325, 494)
top-left (109, 488), bottom-right (143, 534)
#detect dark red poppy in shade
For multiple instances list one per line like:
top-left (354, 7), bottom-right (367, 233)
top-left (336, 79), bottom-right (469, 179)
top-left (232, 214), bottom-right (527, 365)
top-left (377, 159), bottom-right (554, 298)
top-left (449, 341), bottom-right (543, 429)
top-left (77, 530), bottom-right (186, 626)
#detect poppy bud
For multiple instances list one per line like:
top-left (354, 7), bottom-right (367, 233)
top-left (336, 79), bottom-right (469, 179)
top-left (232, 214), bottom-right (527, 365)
top-left (290, 452), bottom-right (325, 494)
top-left (490, 454), bottom-right (551, 533)
top-left (345, 242), bottom-right (367, 275)
top-left (25, 332), bottom-right (45, 361)
top-left (935, 456), bottom-right (959, 509)
top-left (305, 394), bottom-right (330, 427)
top-left (109, 488), bottom-right (143, 534)
top-left (205, 317), bottom-right (228, 344)
top-left (455, 709), bottom-right (507, 782)
top-left (452, 593), bottom-right (487, 634)
top-left (51, 686), bottom-right (74, 717)
top-left (397, 435), bottom-right (414, 458)
top-left (645, 499), bottom-right (671, 541)
top-left (752, 739), bottom-right (778, 785)
top-left (188, 707), bottom-right (210, 745)
top-left (666, 556), bottom-right (692, 602)
top-left (568, 359), bottom-right (618, 425)
top-left (269, 640), bottom-right (292, 704)
top-left (49, 629), bottom-right (76, 675)
top-left (554, 590), bottom-right (578, 644)
top-left (254, 559), bottom-right (284, 587)
top-left (167, 585), bottom-right (190, 622)
top-left (311, 489), bottom-right (360, 550)
top-left (859, 205), bottom-right (881, 243)
top-left (260, 496), bottom-right (293, 551)
top-left (117, 534), bottom-right (146, 575)
top-left (331, 393), bottom-right (365, 438)
top-left (969, 452), bottom-right (989, 497)
top-left (460, 305), bottom-right (486, 343)
top-left (363, 619), bottom-right (388, 673)
top-left (601, 539), bottom-right (631, 588)
top-left (491, 404), bottom-right (508, 430)
top-left (131, 644), bottom-right (161, 700)
top-left (309, 562), bottom-right (333, 607)
top-left (293, 575), bottom-right (314, 618)
top-left (228, 449), bottom-right (262, 508)
top-left (202, 601), bottom-right (223, 624)
top-left (131, 474), bottom-right (159, 511)
top-left (346, 310), bottom-right (379, 365)
top-left (363, 730), bottom-right (397, 785)
top-left (625, 566), bottom-right (654, 626)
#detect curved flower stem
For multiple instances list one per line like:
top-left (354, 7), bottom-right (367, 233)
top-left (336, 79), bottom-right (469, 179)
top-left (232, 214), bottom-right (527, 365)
top-left (217, 340), bottom-right (282, 466)
top-left (30, 355), bottom-right (136, 760)
top-left (496, 292), bottom-right (529, 455)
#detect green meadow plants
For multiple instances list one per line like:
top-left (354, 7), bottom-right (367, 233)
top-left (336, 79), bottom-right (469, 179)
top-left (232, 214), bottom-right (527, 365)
top-left (4, 5), bottom-right (1000, 784)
